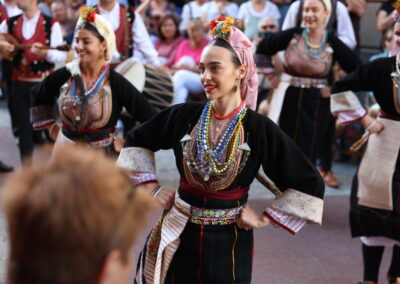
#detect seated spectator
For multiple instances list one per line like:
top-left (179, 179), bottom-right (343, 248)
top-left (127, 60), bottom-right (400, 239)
top-left (38, 0), bottom-right (52, 17)
top-left (155, 13), bottom-right (185, 67)
top-left (137, 0), bottom-right (176, 36)
top-left (237, 0), bottom-right (280, 40)
top-left (270, 0), bottom-right (291, 27)
top-left (170, 18), bottom-right (210, 104)
top-left (252, 17), bottom-right (282, 115)
top-left (376, 0), bottom-right (396, 32)
top-left (2, 144), bottom-right (154, 284)
top-left (200, 0), bottom-right (239, 30)
top-left (65, 0), bottom-right (84, 21)
top-left (370, 26), bottom-right (394, 61)
top-left (51, 0), bottom-right (76, 44)
top-left (179, 0), bottom-right (207, 35)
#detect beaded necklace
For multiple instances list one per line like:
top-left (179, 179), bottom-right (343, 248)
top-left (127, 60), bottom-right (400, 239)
top-left (70, 65), bottom-right (110, 104)
top-left (302, 28), bottom-right (328, 59)
top-left (193, 101), bottom-right (247, 181)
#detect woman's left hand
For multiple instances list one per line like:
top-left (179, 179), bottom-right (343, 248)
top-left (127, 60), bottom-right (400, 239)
top-left (236, 205), bottom-right (270, 230)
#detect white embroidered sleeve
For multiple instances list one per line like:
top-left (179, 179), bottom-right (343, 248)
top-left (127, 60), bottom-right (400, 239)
top-left (265, 207), bottom-right (306, 235)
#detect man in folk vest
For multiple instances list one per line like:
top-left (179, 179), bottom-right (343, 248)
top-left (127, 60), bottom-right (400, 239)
top-left (95, 0), bottom-right (160, 67)
top-left (0, 0), bottom-right (66, 164)
top-left (0, 0), bottom-right (21, 172)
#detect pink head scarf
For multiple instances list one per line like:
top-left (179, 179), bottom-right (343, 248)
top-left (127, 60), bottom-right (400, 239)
top-left (209, 17), bottom-right (258, 111)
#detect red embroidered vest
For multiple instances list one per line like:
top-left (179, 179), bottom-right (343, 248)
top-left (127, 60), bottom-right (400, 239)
top-left (9, 13), bottom-right (55, 81)
top-left (0, 4), bottom-right (9, 22)
top-left (95, 5), bottom-right (134, 60)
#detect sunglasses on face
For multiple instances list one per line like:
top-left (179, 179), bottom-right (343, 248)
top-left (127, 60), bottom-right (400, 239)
top-left (261, 25), bottom-right (277, 30)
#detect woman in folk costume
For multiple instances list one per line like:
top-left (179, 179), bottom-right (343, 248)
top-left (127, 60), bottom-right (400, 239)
top-left (329, 12), bottom-right (400, 284)
top-left (30, 7), bottom-right (156, 155)
top-left (256, 0), bottom-right (360, 165)
top-left (117, 17), bottom-right (324, 283)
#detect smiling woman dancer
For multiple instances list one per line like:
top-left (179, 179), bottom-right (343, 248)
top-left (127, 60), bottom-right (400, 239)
top-left (30, 7), bottom-right (156, 155)
top-left (256, 0), bottom-right (360, 165)
top-left (117, 17), bottom-right (324, 284)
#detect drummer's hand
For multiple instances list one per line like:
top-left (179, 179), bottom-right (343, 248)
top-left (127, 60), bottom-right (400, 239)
top-left (0, 40), bottom-right (15, 53)
top-left (155, 188), bottom-right (175, 210)
top-left (157, 65), bottom-right (171, 74)
top-left (31, 42), bottom-right (48, 58)
top-left (237, 205), bottom-right (270, 230)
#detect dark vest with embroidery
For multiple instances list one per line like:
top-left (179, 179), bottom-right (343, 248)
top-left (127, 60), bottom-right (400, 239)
top-left (95, 5), bottom-right (135, 60)
top-left (8, 13), bottom-right (55, 81)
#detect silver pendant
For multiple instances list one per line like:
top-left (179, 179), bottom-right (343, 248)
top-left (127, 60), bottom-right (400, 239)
top-left (204, 175), bottom-right (209, 181)
top-left (180, 134), bottom-right (191, 142)
top-left (238, 143), bottom-right (251, 152)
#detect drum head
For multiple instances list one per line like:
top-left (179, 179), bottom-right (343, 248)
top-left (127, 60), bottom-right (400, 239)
top-left (115, 58), bottom-right (146, 92)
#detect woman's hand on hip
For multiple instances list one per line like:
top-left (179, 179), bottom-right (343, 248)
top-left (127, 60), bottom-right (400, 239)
top-left (155, 188), bottom-right (176, 210)
top-left (236, 205), bottom-right (270, 230)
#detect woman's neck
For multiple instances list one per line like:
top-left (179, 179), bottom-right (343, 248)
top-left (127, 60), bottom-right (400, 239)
top-left (307, 27), bottom-right (325, 44)
top-left (80, 61), bottom-right (106, 80)
top-left (212, 94), bottom-right (242, 117)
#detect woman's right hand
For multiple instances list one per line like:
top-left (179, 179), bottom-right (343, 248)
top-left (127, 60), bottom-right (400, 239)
top-left (155, 188), bottom-right (176, 210)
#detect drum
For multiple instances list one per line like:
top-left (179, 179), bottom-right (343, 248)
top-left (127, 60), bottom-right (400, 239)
top-left (115, 58), bottom-right (174, 113)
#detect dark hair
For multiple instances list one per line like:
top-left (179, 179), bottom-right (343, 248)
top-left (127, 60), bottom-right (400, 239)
top-left (208, 38), bottom-right (241, 68)
top-left (76, 22), bottom-right (105, 42)
top-left (157, 13), bottom-right (181, 41)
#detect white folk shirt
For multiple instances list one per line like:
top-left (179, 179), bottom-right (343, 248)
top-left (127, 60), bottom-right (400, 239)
top-left (4, 2), bottom-right (22, 18)
top-left (97, 3), bottom-right (160, 67)
top-left (0, 11), bottom-right (67, 63)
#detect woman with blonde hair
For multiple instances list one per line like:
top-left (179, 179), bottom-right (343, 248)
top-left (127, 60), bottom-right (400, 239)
top-left (256, 0), bottom-right (360, 165)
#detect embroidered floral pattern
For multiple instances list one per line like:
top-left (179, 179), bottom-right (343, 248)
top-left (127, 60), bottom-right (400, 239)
top-left (190, 205), bottom-right (243, 225)
top-left (270, 189), bottom-right (323, 225)
top-left (117, 147), bottom-right (156, 173)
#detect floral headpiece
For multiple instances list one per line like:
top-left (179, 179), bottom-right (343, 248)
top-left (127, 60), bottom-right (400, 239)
top-left (79, 6), bottom-right (96, 23)
top-left (209, 16), bottom-right (236, 40)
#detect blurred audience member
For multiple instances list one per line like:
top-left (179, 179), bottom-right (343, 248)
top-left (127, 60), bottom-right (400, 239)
top-left (376, 0), bottom-right (396, 33)
top-left (65, 0), bottom-right (84, 20)
top-left (200, 0), bottom-right (239, 29)
top-left (237, 0), bottom-right (280, 40)
top-left (95, 0), bottom-right (161, 66)
top-left (51, 0), bottom-right (76, 44)
top-left (2, 144), bottom-right (154, 284)
top-left (180, 0), bottom-right (207, 35)
top-left (371, 26), bottom-right (394, 61)
top-left (171, 18), bottom-right (209, 104)
top-left (270, 0), bottom-right (291, 27)
top-left (155, 13), bottom-right (185, 67)
top-left (253, 17), bottom-right (282, 115)
top-left (137, 0), bottom-right (176, 36)
top-left (38, 0), bottom-right (52, 17)
top-left (344, 0), bottom-right (366, 48)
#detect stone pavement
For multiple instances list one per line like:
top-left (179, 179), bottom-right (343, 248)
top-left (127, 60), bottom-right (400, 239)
top-left (0, 101), bottom-right (392, 283)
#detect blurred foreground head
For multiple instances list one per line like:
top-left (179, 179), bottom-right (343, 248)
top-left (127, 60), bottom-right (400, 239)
top-left (2, 144), bottom-right (153, 284)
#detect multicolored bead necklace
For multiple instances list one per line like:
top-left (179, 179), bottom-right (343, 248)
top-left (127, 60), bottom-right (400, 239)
top-left (193, 101), bottom-right (247, 181)
top-left (70, 64), bottom-right (110, 104)
top-left (302, 28), bottom-right (328, 59)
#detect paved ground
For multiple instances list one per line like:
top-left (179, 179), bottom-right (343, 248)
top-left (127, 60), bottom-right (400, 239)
top-left (0, 100), bottom-right (393, 283)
